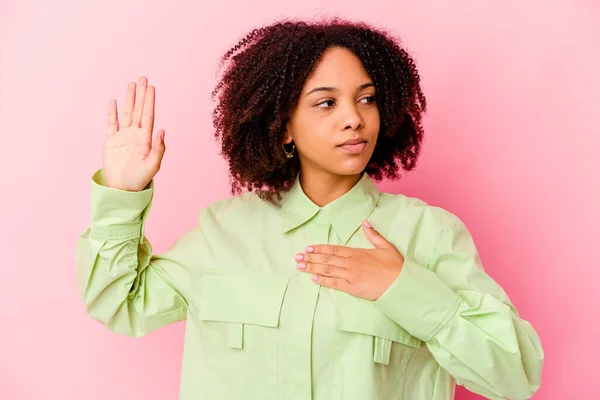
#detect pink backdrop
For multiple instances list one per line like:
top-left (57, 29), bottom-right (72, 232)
top-left (1, 1), bottom-right (598, 399)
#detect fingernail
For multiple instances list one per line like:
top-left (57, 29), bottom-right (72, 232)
top-left (306, 246), bottom-right (314, 253)
top-left (311, 276), bottom-right (319, 281)
top-left (297, 262), bottom-right (306, 269)
top-left (295, 254), bottom-right (304, 261)
top-left (363, 220), bottom-right (372, 228)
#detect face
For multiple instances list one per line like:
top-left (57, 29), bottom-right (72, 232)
top-left (284, 47), bottom-right (380, 179)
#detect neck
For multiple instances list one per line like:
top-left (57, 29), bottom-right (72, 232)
top-left (299, 168), bottom-right (362, 207)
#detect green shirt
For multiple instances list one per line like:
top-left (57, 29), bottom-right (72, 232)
top-left (76, 169), bottom-right (544, 400)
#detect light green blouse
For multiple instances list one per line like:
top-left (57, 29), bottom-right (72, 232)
top-left (76, 169), bottom-right (543, 400)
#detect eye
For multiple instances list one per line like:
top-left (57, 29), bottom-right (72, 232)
top-left (315, 96), bottom-right (376, 109)
top-left (316, 99), bottom-right (335, 108)
top-left (360, 95), bottom-right (376, 104)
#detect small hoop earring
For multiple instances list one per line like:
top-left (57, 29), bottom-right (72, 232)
top-left (282, 142), bottom-right (295, 159)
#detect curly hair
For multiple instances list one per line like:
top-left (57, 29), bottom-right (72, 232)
top-left (211, 16), bottom-right (427, 200)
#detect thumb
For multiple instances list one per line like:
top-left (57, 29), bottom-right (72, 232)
top-left (362, 220), bottom-right (392, 249)
top-left (148, 130), bottom-right (166, 169)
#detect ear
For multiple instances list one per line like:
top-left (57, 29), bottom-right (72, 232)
top-left (283, 124), bottom-right (293, 144)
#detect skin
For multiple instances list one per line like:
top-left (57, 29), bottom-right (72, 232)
top-left (284, 46), bottom-right (381, 207)
top-left (297, 221), bottom-right (406, 301)
top-left (104, 76), bottom-right (164, 192)
top-left (283, 47), bottom-right (406, 300)
top-left (105, 48), bottom-right (405, 301)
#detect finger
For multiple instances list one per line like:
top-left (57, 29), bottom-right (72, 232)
top-left (311, 275), bottom-right (350, 291)
top-left (299, 252), bottom-right (349, 268)
top-left (107, 99), bottom-right (119, 135)
top-left (122, 82), bottom-right (136, 128)
top-left (298, 261), bottom-right (349, 280)
top-left (362, 220), bottom-right (393, 249)
top-left (131, 76), bottom-right (147, 127)
top-left (305, 244), bottom-right (353, 257)
top-left (141, 85), bottom-right (155, 138)
top-left (147, 130), bottom-right (166, 170)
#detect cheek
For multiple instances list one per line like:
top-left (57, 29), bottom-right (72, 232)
top-left (298, 133), bottom-right (332, 160)
top-left (295, 121), bottom-right (332, 151)
top-left (369, 110), bottom-right (381, 134)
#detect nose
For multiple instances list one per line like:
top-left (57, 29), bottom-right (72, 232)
top-left (341, 103), bottom-right (363, 131)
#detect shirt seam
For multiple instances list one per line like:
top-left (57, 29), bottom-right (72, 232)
top-left (148, 261), bottom-right (190, 308)
top-left (430, 363), bottom-right (443, 400)
top-left (423, 223), bottom-right (464, 341)
top-left (425, 296), bottom-right (462, 342)
top-left (425, 223), bottom-right (462, 271)
top-left (400, 347), bottom-right (418, 397)
top-left (90, 223), bottom-right (143, 240)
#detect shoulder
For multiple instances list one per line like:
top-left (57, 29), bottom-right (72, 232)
top-left (196, 190), bottom-right (280, 227)
top-left (376, 192), bottom-right (466, 234)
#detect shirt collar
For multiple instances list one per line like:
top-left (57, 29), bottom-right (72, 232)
top-left (280, 172), bottom-right (381, 244)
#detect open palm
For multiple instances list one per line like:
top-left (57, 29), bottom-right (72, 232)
top-left (103, 76), bottom-right (166, 192)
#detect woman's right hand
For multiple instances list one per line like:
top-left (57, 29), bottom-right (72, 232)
top-left (103, 76), bottom-right (166, 192)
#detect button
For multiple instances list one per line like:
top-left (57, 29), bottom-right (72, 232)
top-left (315, 209), bottom-right (329, 221)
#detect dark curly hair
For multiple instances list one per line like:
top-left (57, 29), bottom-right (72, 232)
top-left (211, 16), bottom-right (427, 200)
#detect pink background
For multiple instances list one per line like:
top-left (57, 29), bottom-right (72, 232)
top-left (1, 1), bottom-right (598, 399)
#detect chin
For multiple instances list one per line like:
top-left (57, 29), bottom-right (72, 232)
top-left (330, 158), bottom-right (371, 176)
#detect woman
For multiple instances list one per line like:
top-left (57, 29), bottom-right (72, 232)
top-left (76, 17), bottom-right (544, 400)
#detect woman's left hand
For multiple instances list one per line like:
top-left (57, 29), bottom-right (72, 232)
top-left (295, 220), bottom-right (405, 301)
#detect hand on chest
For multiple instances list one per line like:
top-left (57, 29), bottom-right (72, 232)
top-left (192, 219), bottom-right (420, 372)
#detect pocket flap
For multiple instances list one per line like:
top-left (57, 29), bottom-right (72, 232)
top-left (334, 291), bottom-right (422, 349)
top-left (198, 269), bottom-right (289, 328)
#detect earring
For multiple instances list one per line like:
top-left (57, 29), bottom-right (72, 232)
top-left (282, 142), bottom-right (295, 159)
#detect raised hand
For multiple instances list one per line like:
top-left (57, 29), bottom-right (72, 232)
top-left (103, 76), bottom-right (166, 191)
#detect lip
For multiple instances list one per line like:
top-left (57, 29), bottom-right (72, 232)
top-left (339, 138), bottom-right (367, 146)
top-left (337, 138), bottom-right (368, 155)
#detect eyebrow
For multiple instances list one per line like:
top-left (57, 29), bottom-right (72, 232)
top-left (304, 82), bottom-right (375, 97)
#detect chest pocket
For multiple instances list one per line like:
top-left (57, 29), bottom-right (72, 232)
top-left (334, 291), bottom-right (422, 365)
top-left (194, 269), bottom-right (289, 399)
top-left (197, 269), bottom-right (289, 348)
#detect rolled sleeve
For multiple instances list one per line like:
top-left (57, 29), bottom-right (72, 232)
top-left (90, 169), bottom-right (154, 240)
top-left (374, 219), bottom-right (543, 399)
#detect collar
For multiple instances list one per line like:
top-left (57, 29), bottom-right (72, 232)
top-left (280, 172), bottom-right (381, 244)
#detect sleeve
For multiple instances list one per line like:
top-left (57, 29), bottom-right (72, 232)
top-left (373, 221), bottom-right (544, 400)
top-left (75, 169), bottom-right (204, 337)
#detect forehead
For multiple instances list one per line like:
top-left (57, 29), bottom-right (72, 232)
top-left (302, 47), bottom-right (372, 91)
